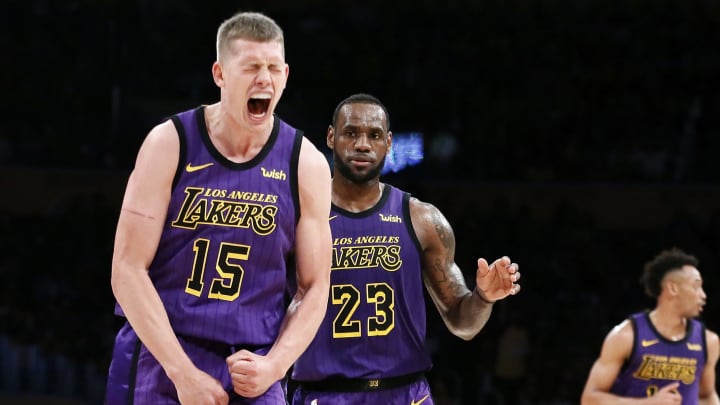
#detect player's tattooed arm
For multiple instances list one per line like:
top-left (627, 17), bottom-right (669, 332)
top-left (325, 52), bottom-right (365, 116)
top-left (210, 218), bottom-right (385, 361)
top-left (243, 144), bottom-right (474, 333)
top-left (411, 198), bottom-right (493, 340)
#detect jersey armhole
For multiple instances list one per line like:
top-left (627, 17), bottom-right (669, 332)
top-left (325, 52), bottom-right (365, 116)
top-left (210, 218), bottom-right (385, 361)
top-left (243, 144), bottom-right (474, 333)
top-left (402, 192), bottom-right (423, 254)
top-left (169, 115), bottom-right (188, 191)
top-left (700, 321), bottom-right (708, 363)
top-left (289, 130), bottom-right (303, 224)
top-left (619, 316), bottom-right (639, 374)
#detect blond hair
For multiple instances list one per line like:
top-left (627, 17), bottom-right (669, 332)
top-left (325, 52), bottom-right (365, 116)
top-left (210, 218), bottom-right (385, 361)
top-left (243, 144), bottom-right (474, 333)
top-left (216, 12), bottom-right (285, 60)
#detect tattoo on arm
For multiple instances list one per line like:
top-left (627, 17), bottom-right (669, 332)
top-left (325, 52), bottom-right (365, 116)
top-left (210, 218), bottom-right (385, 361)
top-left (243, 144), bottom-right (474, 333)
top-left (429, 208), bottom-right (465, 301)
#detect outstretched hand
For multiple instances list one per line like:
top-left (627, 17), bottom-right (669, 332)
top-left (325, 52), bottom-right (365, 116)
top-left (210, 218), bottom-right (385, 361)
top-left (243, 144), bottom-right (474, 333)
top-left (475, 256), bottom-right (521, 302)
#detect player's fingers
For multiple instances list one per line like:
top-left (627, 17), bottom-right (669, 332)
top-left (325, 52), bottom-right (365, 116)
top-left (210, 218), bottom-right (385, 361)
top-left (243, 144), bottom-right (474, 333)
top-left (661, 382), bottom-right (680, 391)
top-left (511, 283), bottom-right (521, 295)
top-left (230, 359), bottom-right (257, 375)
top-left (236, 349), bottom-right (255, 358)
top-left (226, 349), bottom-right (254, 366)
top-left (476, 258), bottom-right (490, 274)
top-left (215, 390), bottom-right (229, 405)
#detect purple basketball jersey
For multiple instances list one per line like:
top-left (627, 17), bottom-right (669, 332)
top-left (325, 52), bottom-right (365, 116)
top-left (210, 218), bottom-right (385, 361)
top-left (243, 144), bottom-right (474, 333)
top-left (611, 312), bottom-right (706, 403)
top-left (107, 107), bottom-right (302, 404)
top-left (292, 184), bottom-right (432, 381)
top-left (114, 106), bottom-right (301, 346)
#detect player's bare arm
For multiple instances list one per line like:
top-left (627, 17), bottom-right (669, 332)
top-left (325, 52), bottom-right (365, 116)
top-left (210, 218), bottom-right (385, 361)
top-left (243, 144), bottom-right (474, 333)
top-left (269, 138), bottom-right (332, 371)
top-left (228, 138), bottom-right (332, 398)
top-left (112, 121), bottom-right (228, 404)
top-left (410, 198), bottom-right (510, 340)
top-left (699, 329), bottom-right (719, 405)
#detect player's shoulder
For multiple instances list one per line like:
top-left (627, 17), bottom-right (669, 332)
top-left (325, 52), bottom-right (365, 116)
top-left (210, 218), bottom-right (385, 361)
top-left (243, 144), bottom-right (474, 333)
top-left (705, 327), bottom-right (719, 346)
top-left (598, 318), bottom-right (635, 360)
top-left (407, 193), bottom-right (452, 239)
top-left (703, 327), bottom-right (720, 365)
top-left (605, 318), bottom-right (635, 345)
top-left (407, 193), bottom-right (438, 213)
top-left (135, 119), bottom-right (180, 162)
top-left (298, 136), bottom-right (329, 164)
top-left (409, 194), bottom-right (446, 218)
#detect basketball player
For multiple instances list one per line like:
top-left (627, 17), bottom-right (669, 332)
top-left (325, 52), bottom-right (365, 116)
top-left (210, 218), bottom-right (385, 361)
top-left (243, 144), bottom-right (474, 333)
top-left (105, 12), bottom-right (332, 405)
top-left (581, 248), bottom-right (719, 405)
top-left (290, 93), bottom-right (521, 404)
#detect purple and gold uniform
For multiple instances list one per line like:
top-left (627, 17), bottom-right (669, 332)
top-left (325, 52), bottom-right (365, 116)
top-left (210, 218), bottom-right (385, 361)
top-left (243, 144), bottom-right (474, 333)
top-left (106, 106), bottom-right (302, 404)
top-left (611, 311), bottom-right (707, 404)
top-left (291, 185), bottom-right (433, 405)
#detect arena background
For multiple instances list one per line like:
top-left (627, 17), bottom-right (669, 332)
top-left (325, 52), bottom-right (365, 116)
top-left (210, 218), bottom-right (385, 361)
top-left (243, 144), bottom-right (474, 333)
top-left (1, 1), bottom-right (719, 404)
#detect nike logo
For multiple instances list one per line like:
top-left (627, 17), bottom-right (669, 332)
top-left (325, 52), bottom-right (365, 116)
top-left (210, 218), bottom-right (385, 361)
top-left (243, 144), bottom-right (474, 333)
top-left (411, 394), bottom-right (430, 405)
top-left (687, 343), bottom-right (702, 351)
top-left (641, 339), bottom-right (659, 347)
top-left (186, 162), bottom-right (214, 172)
top-left (329, 215), bottom-right (338, 221)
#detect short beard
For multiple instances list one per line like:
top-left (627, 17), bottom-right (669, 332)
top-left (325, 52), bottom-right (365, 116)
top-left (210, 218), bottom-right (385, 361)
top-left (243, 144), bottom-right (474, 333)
top-left (334, 153), bottom-right (386, 184)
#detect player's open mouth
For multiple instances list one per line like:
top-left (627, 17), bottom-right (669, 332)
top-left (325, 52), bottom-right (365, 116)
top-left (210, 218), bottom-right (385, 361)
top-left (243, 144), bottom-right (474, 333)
top-left (248, 97), bottom-right (270, 119)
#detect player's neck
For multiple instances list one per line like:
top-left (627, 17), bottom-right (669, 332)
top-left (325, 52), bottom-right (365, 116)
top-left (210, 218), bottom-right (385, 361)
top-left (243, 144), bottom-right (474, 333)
top-left (205, 104), bottom-right (272, 162)
top-left (649, 308), bottom-right (687, 341)
top-left (332, 178), bottom-right (383, 213)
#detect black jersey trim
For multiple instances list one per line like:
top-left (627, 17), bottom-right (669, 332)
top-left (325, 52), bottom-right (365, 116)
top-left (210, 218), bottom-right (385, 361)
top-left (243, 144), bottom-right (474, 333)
top-left (700, 321), bottom-right (707, 362)
top-left (331, 183), bottom-right (392, 218)
top-left (620, 315), bottom-right (639, 374)
top-left (169, 114), bottom-right (188, 191)
top-left (290, 129), bottom-right (303, 224)
top-left (644, 310), bottom-right (693, 345)
top-left (194, 107), bottom-right (281, 169)
top-left (402, 192), bottom-right (423, 254)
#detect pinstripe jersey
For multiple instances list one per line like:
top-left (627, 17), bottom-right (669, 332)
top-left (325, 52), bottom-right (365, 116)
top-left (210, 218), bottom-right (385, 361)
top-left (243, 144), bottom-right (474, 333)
top-left (114, 106), bottom-right (301, 346)
top-left (611, 311), bottom-right (707, 403)
top-left (292, 184), bottom-right (432, 381)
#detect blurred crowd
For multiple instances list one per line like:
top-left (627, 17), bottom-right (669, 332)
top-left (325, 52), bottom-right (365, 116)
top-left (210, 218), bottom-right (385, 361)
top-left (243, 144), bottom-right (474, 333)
top-left (3, 0), bottom-right (720, 183)
top-left (2, 0), bottom-right (720, 404)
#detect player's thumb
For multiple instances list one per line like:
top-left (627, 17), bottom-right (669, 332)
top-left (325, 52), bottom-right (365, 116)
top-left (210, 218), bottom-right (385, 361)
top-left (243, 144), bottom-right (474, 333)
top-left (660, 381), bottom-right (680, 392)
top-left (226, 349), bottom-right (253, 366)
top-left (477, 258), bottom-right (490, 275)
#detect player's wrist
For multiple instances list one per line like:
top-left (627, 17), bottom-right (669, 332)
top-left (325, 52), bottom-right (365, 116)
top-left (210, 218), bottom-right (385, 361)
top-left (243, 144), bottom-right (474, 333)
top-left (473, 287), bottom-right (496, 304)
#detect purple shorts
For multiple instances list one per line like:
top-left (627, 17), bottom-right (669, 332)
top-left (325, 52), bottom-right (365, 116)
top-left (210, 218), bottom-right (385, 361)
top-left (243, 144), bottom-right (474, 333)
top-left (105, 322), bottom-right (285, 404)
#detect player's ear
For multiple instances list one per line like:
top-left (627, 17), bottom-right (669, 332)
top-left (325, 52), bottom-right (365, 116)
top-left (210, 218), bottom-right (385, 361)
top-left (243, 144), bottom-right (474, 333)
top-left (326, 125), bottom-right (335, 149)
top-left (212, 62), bottom-right (224, 87)
top-left (387, 131), bottom-right (393, 149)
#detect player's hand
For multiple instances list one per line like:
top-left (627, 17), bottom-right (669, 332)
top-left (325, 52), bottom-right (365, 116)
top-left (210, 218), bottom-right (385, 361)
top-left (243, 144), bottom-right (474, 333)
top-left (173, 367), bottom-right (229, 405)
top-left (646, 382), bottom-right (682, 404)
top-left (475, 256), bottom-right (521, 302)
top-left (226, 349), bottom-right (282, 398)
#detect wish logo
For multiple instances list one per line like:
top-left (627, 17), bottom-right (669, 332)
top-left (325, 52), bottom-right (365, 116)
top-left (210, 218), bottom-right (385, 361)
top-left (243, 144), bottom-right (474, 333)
top-left (379, 213), bottom-right (402, 223)
top-left (261, 167), bottom-right (286, 180)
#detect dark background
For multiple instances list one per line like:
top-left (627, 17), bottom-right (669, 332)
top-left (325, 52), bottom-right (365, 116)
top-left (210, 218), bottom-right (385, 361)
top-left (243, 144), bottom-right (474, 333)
top-left (1, 1), bottom-right (719, 404)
